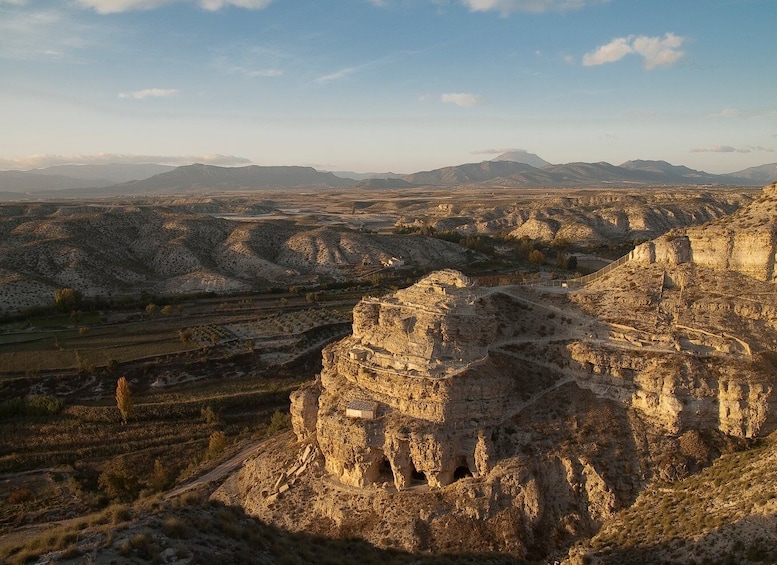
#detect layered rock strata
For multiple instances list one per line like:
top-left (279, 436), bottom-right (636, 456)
top-left (632, 182), bottom-right (777, 282)
top-left (292, 270), bottom-right (522, 489)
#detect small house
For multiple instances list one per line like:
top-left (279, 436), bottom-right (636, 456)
top-left (346, 399), bottom-right (378, 420)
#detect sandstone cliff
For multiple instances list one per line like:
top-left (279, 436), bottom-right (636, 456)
top-left (632, 182), bottom-right (777, 282)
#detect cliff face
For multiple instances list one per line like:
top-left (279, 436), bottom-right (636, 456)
top-left (632, 183), bottom-right (777, 282)
top-left (215, 186), bottom-right (777, 559)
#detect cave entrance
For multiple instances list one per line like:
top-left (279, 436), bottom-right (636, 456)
top-left (453, 465), bottom-right (473, 480)
top-left (453, 456), bottom-right (473, 481)
top-left (378, 456), bottom-right (394, 484)
top-left (410, 462), bottom-right (427, 485)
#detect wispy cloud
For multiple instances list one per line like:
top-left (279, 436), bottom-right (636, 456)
top-left (0, 6), bottom-right (96, 61)
top-left (690, 145), bottom-right (774, 154)
top-left (441, 92), bottom-right (482, 107)
top-left (74, 0), bottom-right (273, 14)
top-left (315, 66), bottom-right (359, 84)
top-left (583, 33), bottom-right (685, 70)
top-left (711, 108), bottom-right (777, 119)
top-left (315, 48), bottom-right (430, 85)
top-left (0, 153), bottom-right (252, 171)
top-left (229, 66), bottom-right (284, 78)
top-left (461, 0), bottom-right (609, 15)
top-left (118, 88), bottom-right (179, 99)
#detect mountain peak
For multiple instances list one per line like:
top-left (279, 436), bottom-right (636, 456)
top-left (491, 150), bottom-right (551, 169)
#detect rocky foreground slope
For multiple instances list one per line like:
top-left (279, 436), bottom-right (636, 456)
top-left (215, 184), bottom-right (777, 561)
top-left (0, 205), bottom-right (475, 314)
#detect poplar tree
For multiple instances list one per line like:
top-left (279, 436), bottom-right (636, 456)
top-left (116, 376), bottom-right (133, 424)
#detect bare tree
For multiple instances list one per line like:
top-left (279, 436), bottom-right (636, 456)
top-left (116, 376), bottom-right (133, 424)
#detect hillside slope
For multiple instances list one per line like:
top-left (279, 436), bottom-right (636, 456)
top-left (0, 205), bottom-right (475, 314)
top-left (411, 189), bottom-right (756, 244)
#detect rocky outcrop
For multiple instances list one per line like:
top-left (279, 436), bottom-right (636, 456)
top-left (429, 189), bottom-right (756, 244)
top-left (568, 341), bottom-right (777, 438)
top-left (297, 271), bottom-right (529, 489)
top-left (632, 183), bottom-right (777, 282)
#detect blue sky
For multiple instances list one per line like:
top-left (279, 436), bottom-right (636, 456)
top-left (1, 0), bottom-right (775, 174)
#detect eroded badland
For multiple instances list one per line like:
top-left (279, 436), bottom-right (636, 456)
top-left (3, 184), bottom-right (777, 564)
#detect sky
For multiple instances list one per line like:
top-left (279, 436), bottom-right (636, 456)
top-left (0, 0), bottom-right (775, 174)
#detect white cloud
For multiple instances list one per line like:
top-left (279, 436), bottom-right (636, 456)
top-left (74, 0), bottom-right (273, 14)
top-left (0, 153), bottom-right (252, 171)
top-left (582, 36), bottom-right (633, 66)
top-left (632, 33), bottom-right (684, 70)
top-left (690, 145), bottom-right (773, 154)
top-left (690, 145), bottom-right (738, 153)
top-left (118, 88), bottom-right (179, 99)
top-left (198, 0), bottom-right (273, 10)
top-left (583, 33), bottom-right (685, 70)
top-left (248, 68), bottom-right (283, 77)
top-left (441, 92), bottom-right (482, 107)
top-left (711, 108), bottom-right (777, 119)
top-left (712, 108), bottom-right (741, 118)
top-left (462, 0), bottom-right (607, 15)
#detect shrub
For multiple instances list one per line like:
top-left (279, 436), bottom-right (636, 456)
top-left (207, 431), bottom-right (228, 459)
top-left (54, 287), bottom-right (81, 311)
top-left (0, 395), bottom-right (63, 419)
top-left (8, 487), bottom-right (34, 504)
top-left (529, 249), bottom-right (545, 265)
top-left (266, 410), bottom-right (290, 436)
top-left (149, 459), bottom-right (170, 492)
top-left (163, 517), bottom-right (190, 539)
top-left (201, 405), bottom-right (219, 425)
top-left (99, 458), bottom-right (141, 502)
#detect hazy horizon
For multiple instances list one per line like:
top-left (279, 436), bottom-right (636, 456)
top-left (1, 0), bottom-right (775, 175)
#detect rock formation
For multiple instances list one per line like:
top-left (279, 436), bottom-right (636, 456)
top-left (292, 270), bottom-right (514, 489)
top-left (217, 184), bottom-right (777, 559)
top-left (632, 182), bottom-right (777, 282)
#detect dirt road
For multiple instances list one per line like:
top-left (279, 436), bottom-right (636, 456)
top-left (164, 439), bottom-right (265, 499)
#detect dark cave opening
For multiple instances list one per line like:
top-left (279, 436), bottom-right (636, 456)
top-left (453, 465), bottom-right (473, 480)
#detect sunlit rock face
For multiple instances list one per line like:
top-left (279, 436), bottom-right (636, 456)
top-left (292, 270), bottom-right (520, 490)
top-left (632, 183), bottom-right (777, 283)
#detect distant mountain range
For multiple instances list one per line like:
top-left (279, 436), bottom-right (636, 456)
top-left (69, 163), bottom-right (355, 196)
top-left (0, 156), bottom-right (774, 200)
top-left (398, 159), bottom-right (767, 188)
